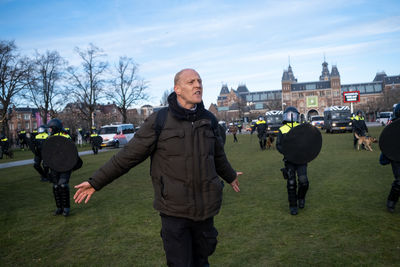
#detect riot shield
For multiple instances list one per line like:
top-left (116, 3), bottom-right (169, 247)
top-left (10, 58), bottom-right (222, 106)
top-left (379, 119), bottom-right (400, 162)
top-left (42, 136), bottom-right (78, 172)
top-left (282, 123), bottom-right (322, 164)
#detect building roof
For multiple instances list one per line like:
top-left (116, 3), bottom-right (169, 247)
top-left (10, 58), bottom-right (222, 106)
top-left (237, 84), bottom-right (249, 93)
top-left (373, 72), bottom-right (387, 82)
top-left (282, 65), bottom-right (297, 82)
top-left (219, 84), bottom-right (229, 95)
top-left (331, 65), bottom-right (340, 77)
top-left (384, 75), bottom-right (400, 84)
top-left (319, 61), bottom-right (331, 81)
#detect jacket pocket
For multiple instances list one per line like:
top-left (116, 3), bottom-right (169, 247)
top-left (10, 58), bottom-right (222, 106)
top-left (158, 129), bottom-right (185, 156)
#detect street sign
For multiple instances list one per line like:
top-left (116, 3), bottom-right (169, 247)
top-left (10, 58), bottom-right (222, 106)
top-left (343, 91), bottom-right (360, 103)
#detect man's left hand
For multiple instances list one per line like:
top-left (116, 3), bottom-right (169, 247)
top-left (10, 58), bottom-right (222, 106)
top-left (230, 172), bottom-right (243, 192)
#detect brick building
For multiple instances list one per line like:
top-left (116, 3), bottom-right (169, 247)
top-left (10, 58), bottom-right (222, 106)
top-left (213, 61), bottom-right (400, 121)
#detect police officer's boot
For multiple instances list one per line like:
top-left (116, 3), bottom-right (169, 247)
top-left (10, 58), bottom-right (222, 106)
top-left (262, 139), bottom-right (267, 150)
top-left (60, 184), bottom-right (70, 217)
top-left (387, 180), bottom-right (400, 213)
top-left (53, 185), bottom-right (63, 215)
top-left (298, 175), bottom-right (309, 209)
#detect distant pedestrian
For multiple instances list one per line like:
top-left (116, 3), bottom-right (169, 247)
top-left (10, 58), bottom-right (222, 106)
top-left (229, 123), bottom-right (238, 142)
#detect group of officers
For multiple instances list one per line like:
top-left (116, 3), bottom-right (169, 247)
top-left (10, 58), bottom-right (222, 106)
top-left (0, 121), bottom-right (103, 217)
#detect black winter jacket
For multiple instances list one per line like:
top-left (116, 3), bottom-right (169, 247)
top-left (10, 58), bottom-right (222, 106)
top-left (88, 92), bottom-right (237, 221)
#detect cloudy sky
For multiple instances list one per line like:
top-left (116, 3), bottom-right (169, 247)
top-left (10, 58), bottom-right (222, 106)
top-left (1, 0), bottom-right (399, 107)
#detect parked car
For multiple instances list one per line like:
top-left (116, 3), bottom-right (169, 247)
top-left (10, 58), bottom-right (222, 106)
top-left (310, 115), bottom-right (324, 129)
top-left (98, 123), bottom-right (135, 148)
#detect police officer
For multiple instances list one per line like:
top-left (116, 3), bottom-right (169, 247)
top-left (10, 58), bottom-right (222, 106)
top-left (237, 121), bottom-right (243, 134)
top-left (276, 106), bottom-right (309, 215)
top-left (18, 129), bottom-right (28, 150)
top-left (352, 110), bottom-right (368, 149)
top-left (47, 118), bottom-right (73, 216)
top-left (0, 134), bottom-right (12, 159)
top-left (32, 125), bottom-right (49, 182)
top-left (380, 103), bottom-right (400, 213)
top-left (89, 127), bottom-right (100, 155)
top-left (251, 116), bottom-right (268, 150)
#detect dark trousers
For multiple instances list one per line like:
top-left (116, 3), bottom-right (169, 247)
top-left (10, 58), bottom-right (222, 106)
top-left (285, 162), bottom-right (308, 207)
top-left (160, 214), bottom-right (218, 267)
top-left (233, 134), bottom-right (238, 142)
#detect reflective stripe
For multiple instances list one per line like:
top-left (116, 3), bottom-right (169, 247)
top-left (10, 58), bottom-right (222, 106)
top-left (279, 122), bottom-right (300, 134)
top-left (35, 133), bottom-right (49, 140)
top-left (1, 138), bottom-right (7, 142)
top-left (256, 120), bottom-right (266, 125)
top-left (53, 133), bottom-right (71, 139)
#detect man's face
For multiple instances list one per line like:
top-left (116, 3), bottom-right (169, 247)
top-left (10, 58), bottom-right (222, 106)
top-left (175, 69), bottom-right (203, 109)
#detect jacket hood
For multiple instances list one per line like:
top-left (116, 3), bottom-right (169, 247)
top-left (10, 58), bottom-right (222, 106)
top-left (167, 92), bottom-right (206, 122)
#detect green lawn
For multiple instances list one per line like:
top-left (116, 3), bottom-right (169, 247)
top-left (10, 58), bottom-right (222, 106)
top-left (1, 126), bottom-right (399, 266)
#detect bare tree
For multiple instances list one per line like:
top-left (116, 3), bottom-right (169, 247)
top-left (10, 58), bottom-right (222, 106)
top-left (67, 43), bottom-right (108, 128)
top-left (160, 88), bottom-right (173, 106)
top-left (0, 40), bottom-right (31, 136)
top-left (106, 56), bottom-right (148, 123)
top-left (24, 50), bottom-right (67, 125)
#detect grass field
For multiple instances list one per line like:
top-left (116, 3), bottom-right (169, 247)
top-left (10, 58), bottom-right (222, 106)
top-left (1, 126), bottom-right (400, 266)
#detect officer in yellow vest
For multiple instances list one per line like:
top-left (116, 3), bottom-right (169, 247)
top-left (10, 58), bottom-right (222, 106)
top-left (90, 127), bottom-right (100, 155)
top-left (47, 118), bottom-right (73, 216)
top-left (352, 110), bottom-right (368, 149)
top-left (251, 116), bottom-right (268, 150)
top-left (0, 134), bottom-right (12, 159)
top-left (33, 125), bottom-right (49, 182)
top-left (18, 129), bottom-right (28, 150)
top-left (276, 106), bottom-right (309, 215)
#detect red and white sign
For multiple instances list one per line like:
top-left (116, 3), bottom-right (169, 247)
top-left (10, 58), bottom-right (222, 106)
top-left (343, 91), bottom-right (360, 103)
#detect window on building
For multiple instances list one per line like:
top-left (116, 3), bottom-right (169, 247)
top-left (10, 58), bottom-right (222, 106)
top-left (365, 85), bottom-right (374, 93)
top-left (17, 114), bottom-right (21, 119)
top-left (326, 91), bottom-right (331, 96)
top-left (320, 91), bottom-right (325, 96)
top-left (18, 123), bottom-right (21, 129)
top-left (299, 93), bottom-right (304, 98)
top-left (25, 122), bottom-right (30, 129)
top-left (24, 114), bottom-right (30, 120)
top-left (260, 94), bottom-right (268, 100)
top-left (33, 122), bottom-right (37, 129)
top-left (306, 84), bottom-right (316, 90)
top-left (246, 95), bottom-right (252, 102)
top-left (374, 84), bottom-right (382, 92)
top-left (253, 94), bottom-right (260, 101)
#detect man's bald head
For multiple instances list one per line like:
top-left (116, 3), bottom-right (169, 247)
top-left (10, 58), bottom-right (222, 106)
top-left (174, 68), bottom-right (198, 86)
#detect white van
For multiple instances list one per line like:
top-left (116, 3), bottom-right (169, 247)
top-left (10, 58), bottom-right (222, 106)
top-left (376, 112), bottom-right (393, 126)
top-left (98, 124), bottom-right (135, 148)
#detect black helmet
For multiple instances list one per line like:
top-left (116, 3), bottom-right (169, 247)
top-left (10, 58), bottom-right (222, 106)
top-left (47, 119), bottom-right (63, 134)
top-left (393, 103), bottom-right (400, 120)
top-left (37, 125), bottom-right (47, 134)
top-left (283, 106), bottom-right (300, 122)
top-left (356, 110), bottom-right (363, 116)
top-left (258, 116), bottom-right (264, 121)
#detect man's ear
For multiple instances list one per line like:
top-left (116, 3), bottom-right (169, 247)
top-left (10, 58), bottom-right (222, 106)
top-left (174, 85), bottom-right (181, 96)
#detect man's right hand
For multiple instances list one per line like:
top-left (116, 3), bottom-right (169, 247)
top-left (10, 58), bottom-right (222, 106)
top-left (74, 181), bottom-right (96, 204)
